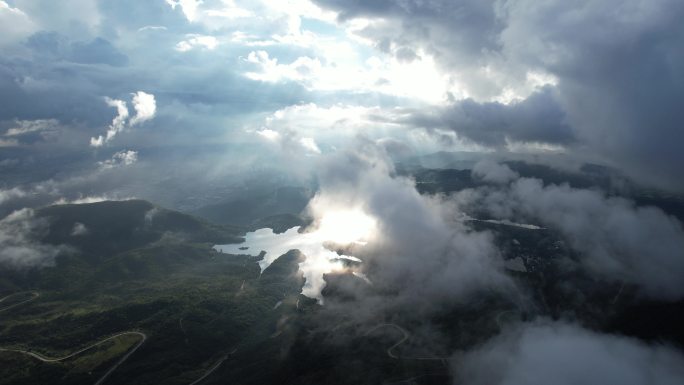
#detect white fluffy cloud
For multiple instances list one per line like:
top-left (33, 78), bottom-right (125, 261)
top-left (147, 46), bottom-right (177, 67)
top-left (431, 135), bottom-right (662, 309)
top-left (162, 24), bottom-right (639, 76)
top-left (70, 222), bottom-right (88, 236)
top-left (98, 150), bottom-right (138, 169)
top-left (0, 208), bottom-right (65, 268)
top-left (5, 119), bottom-right (59, 137)
top-left (90, 97), bottom-right (129, 147)
top-left (472, 160), bottom-right (519, 184)
top-left (0, 1), bottom-right (36, 46)
top-left (299, 137), bottom-right (321, 154)
top-left (130, 91), bottom-right (157, 126)
top-left (251, 103), bottom-right (441, 151)
top-left (243, 48), bottom-right (455, 103)
top-left (165, 0), bottom-right (203, 22)
top-left (175, 34), bottom-right (219, 52)
top-left (244, 50), bottom-right (322, 84)
top-left (90, 92), bottom-right (155, 147)
top-left (0, 187), bottom-right (27, 205)
top-left (305, 141), bottom-right (514, 314)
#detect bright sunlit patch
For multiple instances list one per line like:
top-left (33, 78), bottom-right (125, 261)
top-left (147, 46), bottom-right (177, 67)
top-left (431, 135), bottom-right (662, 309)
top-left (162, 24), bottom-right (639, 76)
top-left (175, 34), bottom-right (219, 52)
top-left (299, 137), bottom-right (321, 154)
top-left (213, 208), bottom-right (377, 303)
top-left (315, 209), bottom-right (377, 245)
top-left (256, 128), bottom-right (280, 140)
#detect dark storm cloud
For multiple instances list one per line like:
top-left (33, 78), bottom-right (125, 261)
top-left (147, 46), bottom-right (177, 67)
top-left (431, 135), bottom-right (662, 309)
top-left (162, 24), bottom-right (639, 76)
top-left (67, 38), bottom-right (128, 67)
top-left (454, 321), bottom-right (684, 385)
top-left (0, 56), bottom-right (114, 124)
top-left (499, 0), bottom-right (684, 190)
top-left (25, 32), bottom-right (128, 66)
top-left (313, 0), bottom-right (684, 191)
top-left (407, 88), bottom-right (576, 147)
top-left (317, 0), bottom-right (500, 67)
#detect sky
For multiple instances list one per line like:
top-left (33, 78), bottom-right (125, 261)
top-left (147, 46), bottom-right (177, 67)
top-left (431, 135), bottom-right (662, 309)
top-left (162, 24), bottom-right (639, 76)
top-left (1, 0), bottom-right (683, 202)
top-left (2, 2), bottom-right (684, 384)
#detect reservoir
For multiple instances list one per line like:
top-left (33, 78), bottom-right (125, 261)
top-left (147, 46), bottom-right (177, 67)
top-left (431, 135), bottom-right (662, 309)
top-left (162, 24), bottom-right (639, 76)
top-left (214, 226), bottom-right (362, 303)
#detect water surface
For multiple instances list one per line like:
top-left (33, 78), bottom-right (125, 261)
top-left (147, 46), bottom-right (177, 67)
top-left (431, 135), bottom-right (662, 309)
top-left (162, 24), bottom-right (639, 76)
top-left (214, 226), bottom-right (361, 302)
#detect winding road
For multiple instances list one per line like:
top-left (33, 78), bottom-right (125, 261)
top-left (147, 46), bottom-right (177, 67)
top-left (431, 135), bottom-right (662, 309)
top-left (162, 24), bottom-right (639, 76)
top-left (365, 324), bottom-right (408, 359)
top-left (387, 373), bottom-right (450, 384)
top-left (1, 290), bottom-right (238, 384)
top-left (495, 310), bottom-right (518, 330)
top-left (0, 291), bottom-right (40, 313)
top-left (365, 323), bottom-right (448, 362)
top-left (93, 332), bottom-right (147, 385)
top-left (0, 331), bottom-right (146, 385)
top-left (188, 348), bottom-right (237, 385)
top-left (365, 324), bottom-right (451, 385)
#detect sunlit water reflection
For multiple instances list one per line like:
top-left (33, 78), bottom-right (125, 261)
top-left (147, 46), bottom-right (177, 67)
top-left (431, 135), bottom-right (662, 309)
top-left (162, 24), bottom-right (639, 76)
top-left (214, 226), bottom-right (363, 303)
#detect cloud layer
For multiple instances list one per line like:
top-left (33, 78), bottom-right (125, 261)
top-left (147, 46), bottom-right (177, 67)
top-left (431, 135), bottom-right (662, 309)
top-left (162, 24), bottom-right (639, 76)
top-left (455, 322), bottom-right (684, 385)
top-left (90, 92), bottom-right (156, 147)
top-left (304, 141), bottom-right (515, 317)
top-left (456, 170), bottom-right (684, 300)
top-left (313, 0), bottom-right (684, 189)
top-left (0, 208), bottom-right (65, 268)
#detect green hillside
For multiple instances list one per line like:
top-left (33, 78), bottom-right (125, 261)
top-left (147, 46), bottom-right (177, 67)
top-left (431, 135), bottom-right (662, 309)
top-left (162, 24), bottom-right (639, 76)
top-left (0, 200), bottom-right (310, 385)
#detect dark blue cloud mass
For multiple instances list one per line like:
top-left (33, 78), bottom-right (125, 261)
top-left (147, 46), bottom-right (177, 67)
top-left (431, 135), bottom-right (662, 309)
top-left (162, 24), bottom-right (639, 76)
top-left (314, 0), bottom-right (684, 190)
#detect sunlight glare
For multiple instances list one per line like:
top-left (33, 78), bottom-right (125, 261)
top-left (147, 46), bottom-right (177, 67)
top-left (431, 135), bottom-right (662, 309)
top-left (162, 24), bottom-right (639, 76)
top-left (315, 209), bottom-right (377, 245)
